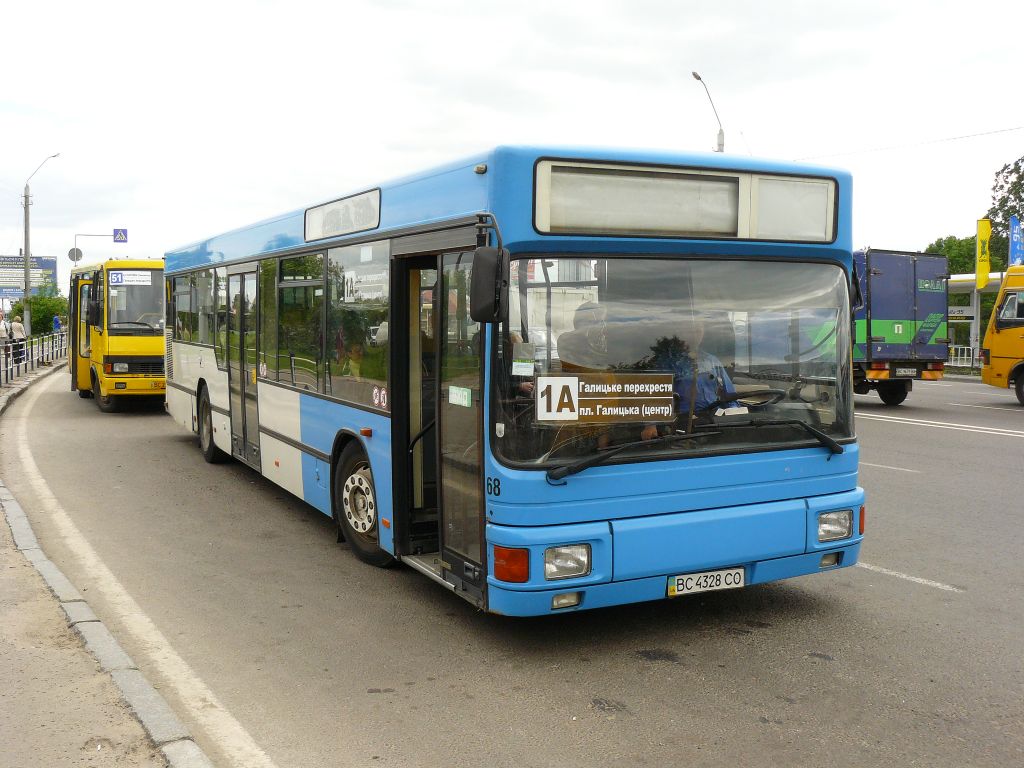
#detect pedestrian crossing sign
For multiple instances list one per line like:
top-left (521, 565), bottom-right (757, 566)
top-left (113, 229), bottom-right (127, 242)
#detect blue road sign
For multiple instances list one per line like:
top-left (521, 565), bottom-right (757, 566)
top-left (113, 229), bottom-right (128, 243)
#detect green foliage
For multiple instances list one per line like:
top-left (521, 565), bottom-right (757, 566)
top-left (924, 235), bottom-right (977, 275)
top-left (9, 294), bottom-right (69, 336)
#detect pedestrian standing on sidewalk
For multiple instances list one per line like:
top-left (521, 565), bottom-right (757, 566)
top-left (11, 314), bottom-right (27, 364)
top-left (0, 309), bottom-right (11, 368)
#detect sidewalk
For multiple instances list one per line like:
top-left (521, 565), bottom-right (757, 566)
top-left (0, 365), bottom-right (211, 768)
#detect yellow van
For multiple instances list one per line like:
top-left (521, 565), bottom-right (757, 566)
top-left (981, 265), bottom-right (1024, 404)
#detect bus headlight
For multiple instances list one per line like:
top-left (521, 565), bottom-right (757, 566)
top-left (112, 362), bottom-right (129, 373)
top-left (818, 510), bottom-right (853, 542)
top-left (544, 544), bottom-right (591, 580)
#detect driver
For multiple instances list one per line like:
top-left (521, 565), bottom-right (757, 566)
top-left (641, 314), bottom-right (736, 440)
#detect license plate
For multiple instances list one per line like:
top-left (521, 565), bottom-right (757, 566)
top-left (667, 567), bottom-right (745, 597)
top-left (895, 367), bottom-right (917, 377)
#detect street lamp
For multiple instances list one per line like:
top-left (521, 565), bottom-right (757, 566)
top-left (692, 71), bottom-right (724, 153)
top-left (23, 152), bottom-right (60, 336)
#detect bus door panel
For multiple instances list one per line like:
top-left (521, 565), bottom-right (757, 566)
top-left (242, 273), bottom-right (260, 465)
top-left (436, 251), bottom-right (484, 588)
top-left (72, 278), bottom-right (93, 390)
top-left (402, 260), bottom-right (439, 554)
top-left (227, 272), bottom-right (260, 467)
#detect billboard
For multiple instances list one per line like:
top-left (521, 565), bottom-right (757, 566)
top-left (0, 255), bottom-right (58, 299)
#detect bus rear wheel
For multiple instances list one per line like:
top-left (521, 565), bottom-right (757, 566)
top-left (877, 381), bottom-right (908, 406)
top-left (198, 389), bottom-right (228, 463)
top-left (92, 375), bottom-right (119, 412)
top-left (334, 444), bottom-right (395, 568)
top-left (1015, 376), bottom-right (1024, 406)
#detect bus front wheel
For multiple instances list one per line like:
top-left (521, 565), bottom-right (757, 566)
top-left (1015, 376), bottom-right (1024, 406)
top-left (198, 389), bottom-right (228, 463)
top-left (92, 375), bottom-right (119, 413)
top-left (333, 444), bottom-right (395, 568)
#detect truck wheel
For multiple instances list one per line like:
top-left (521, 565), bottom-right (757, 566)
top-left (1015, 377), bottom-right (1024, 406)
top-left (333, 443), bottom-right (395, 568)
top-left (878, 382), bottom-right (908, 406)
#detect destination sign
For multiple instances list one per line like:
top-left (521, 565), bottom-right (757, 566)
top-left (535, 373), bottom-right (675, 424)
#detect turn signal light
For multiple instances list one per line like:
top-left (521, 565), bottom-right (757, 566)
top-left (870, 362), bottom-right (888, 370)
top-left (493, 545), bottom-right (529, 583)
top-left (926, 362), bottom-right (944, 371)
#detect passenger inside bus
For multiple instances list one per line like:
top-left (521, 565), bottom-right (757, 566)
top-left (557, 302), bottom-right (609, 372)
top-left (640, 314), bottom-right (737, 439)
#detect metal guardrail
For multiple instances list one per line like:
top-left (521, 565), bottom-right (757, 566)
top-left (949, 345), bottom-right (976, 368)
top-left (1, 331), bottom-right (68, 387)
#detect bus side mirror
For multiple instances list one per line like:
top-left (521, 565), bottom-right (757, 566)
top-left (470, 247), bottom-right (509, 324)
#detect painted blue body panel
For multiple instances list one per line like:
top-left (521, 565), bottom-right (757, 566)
top-left (486, 542), bottom-right (862, 617)
top-left (298, 396), bottom-right (395, 554)
top-left (166, 146), bottom-right (854, 275)
top-left (485, 444), bottom-right (859, 527)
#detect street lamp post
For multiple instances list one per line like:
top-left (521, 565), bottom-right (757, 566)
top-left (692, 72), bottom-right (724, 153)
top-left (23, 152), bottom-right (60, 336)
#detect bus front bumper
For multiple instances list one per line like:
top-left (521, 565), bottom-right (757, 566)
top-left (486, 542), bottom-right (862, 616)
top-left (99, 377), bottom-right (166, 396)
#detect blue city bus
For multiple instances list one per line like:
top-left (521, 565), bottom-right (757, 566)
top-left (164, 146), bottom-right (863, 616)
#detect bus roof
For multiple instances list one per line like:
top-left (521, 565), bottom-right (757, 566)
top-left (165, 145), bottom-right (852, 274)
top-left (71, 257), bottom-right (165, 276)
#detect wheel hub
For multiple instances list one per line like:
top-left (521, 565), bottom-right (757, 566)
top-left (342, 468), bottom-right (376, 534)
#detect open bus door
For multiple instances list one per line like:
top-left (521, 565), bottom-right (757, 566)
top-left (69, 272), bottom-right (93, 396)
top-left (394, 247), bottom-right (485, 603)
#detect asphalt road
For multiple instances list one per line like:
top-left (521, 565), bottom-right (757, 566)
top-left (2, 374), bottom-right (1022, 768)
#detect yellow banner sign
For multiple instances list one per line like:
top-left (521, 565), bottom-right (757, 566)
top-left (976, 218), bottom-right (992, 290)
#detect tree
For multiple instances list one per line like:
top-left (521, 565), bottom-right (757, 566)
top-left (10, 292), bottom-right (69, 336)
top-left (985, 155), bottom-right (1022, 268)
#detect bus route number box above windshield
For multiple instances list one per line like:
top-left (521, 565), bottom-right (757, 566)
top-left (162, 146), bottom-right (862, 617)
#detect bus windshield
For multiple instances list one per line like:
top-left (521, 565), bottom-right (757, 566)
top-left (107, 269), bottom-right (164, 334)
top-left (494, 256), bottom-right (852, 466)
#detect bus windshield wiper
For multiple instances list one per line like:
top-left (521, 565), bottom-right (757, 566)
top-left (546, 431), bottom-right (722, 483)
top-left (109, 321), bottom-right (158, 329)
top-left (702, 418), bottom-right (844, 457)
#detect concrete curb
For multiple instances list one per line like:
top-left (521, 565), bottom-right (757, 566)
top-left (0, 363), bottom-right (216, 768)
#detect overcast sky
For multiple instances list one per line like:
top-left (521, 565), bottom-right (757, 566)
top-left (1, 0), bottom-right (1020, 296)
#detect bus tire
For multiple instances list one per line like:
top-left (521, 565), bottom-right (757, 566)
top-left (1015, 376), bottom-right (1024, 406)
top-left (92, 374), bottom-right (119, 413)
top-left (877, 381), bottom-right (908, 406)
top-left (198, 388), bottom-right (228, 464)
top-left (334, 443), bottom-right (395, 568)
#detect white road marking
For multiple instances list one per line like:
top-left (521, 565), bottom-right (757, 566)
top-left (859, 462), bottom-right (919, 473)
top-left (15, 378), bottom-right (277, 768)
top-left (857, 411), bottom-right (1024, 438)
top-left (857, 562), bottom-right (964, 593)
top-left (917, 382), bottom-right (953, 387)
top-left (947, 402), bottom-right (1024, 413)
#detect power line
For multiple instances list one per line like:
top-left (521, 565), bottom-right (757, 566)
top-left (796, 125), bottom-right (1024, 161)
